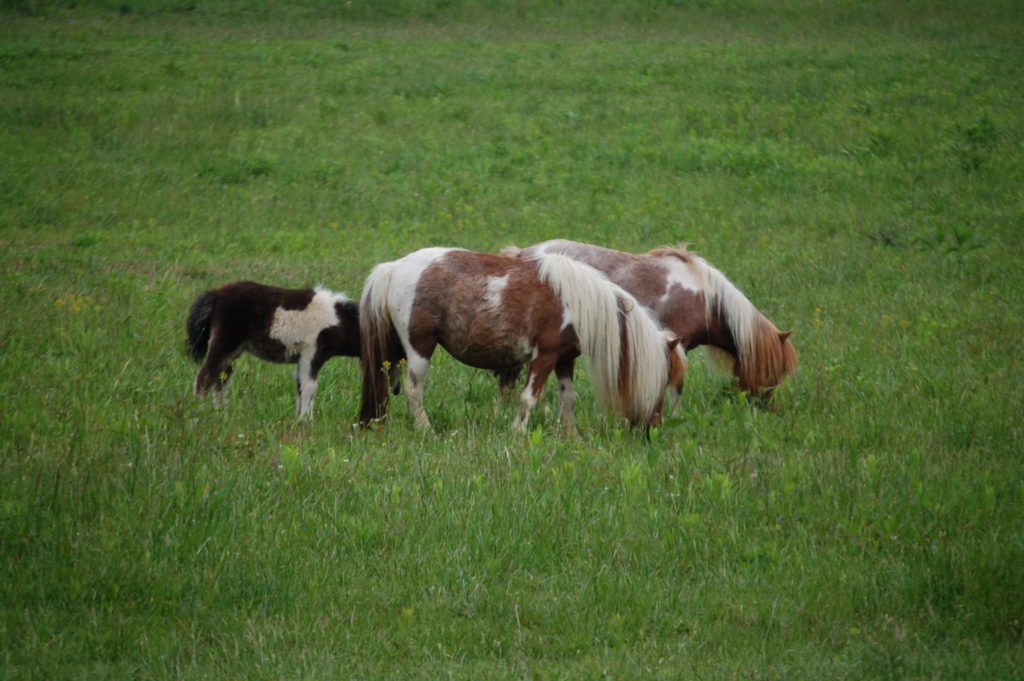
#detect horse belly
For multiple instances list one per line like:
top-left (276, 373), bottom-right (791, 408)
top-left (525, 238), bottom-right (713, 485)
top-left (247, 337), bottom-right (296, 364)
top-left (441, 331), bottom-right (534, 372)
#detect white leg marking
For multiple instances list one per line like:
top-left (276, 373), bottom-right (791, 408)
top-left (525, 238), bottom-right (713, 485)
top-left (404, 352), bottom-right (432, 430)
top-left (296, 353), bottom-right (317, 419)
top-left (513, 373), bottom-right (539, 432)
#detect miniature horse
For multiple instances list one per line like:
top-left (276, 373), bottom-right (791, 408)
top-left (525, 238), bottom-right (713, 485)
top-left (186, 281), bottom-right (360, 418)
top-left (358, 248), bottom-right (685, 433)
top-left (504, 240), bottom-right (797, 405)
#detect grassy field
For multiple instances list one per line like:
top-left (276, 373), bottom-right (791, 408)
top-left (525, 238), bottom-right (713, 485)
top-left (2, 1), bottom-right (1023, 678)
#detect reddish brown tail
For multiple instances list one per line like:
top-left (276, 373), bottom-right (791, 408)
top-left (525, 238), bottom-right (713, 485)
top-left (357, 277), bottom-right (403, 426)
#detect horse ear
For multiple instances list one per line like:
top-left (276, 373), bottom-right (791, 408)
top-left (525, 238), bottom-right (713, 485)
top-left (667, 336), bottom-right (683, 351)
top-left (778, 331), bottom-right (793, 342)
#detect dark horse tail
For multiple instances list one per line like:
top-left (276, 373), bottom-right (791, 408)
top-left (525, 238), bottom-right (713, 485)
top-left (186, 290), bottom-right (217, 363)
top-left (357, 265), bottom-right (404, 426)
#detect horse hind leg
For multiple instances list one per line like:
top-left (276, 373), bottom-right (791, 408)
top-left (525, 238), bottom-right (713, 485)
top-left (196, 359), bottom-right (234, 408)
top-left (195, 333), bottom-right (242, 408)
top-left (404, 351), bottom-right (432, 430)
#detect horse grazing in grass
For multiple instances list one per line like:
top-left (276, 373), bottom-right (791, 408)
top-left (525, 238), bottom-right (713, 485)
top-left (186, 281), bottom-right (360, 418)
top-left (357, 247), bottom-right (685, 433)
top-left (503, 240), bottom-right (797, 404)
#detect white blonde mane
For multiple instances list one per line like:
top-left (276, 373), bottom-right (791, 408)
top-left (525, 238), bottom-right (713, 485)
top-left (535, 253), bottom-right (667, 424)
top-left (690, 254), bottom-right (759, 365)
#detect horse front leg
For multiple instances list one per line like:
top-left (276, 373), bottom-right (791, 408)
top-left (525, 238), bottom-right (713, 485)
top-left (554, 355), bottom-right (577, 434)
top-left (513, 355), bottom-right (557, 433)
top-left (295, 352), bottom-right (318, 419)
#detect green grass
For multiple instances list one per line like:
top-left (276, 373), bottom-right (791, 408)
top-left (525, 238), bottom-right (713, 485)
top-left (2, 2), bottom-right (1023, 678)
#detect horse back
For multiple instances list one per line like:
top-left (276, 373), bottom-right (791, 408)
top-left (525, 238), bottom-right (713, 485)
top-left (211, 282), bottom-right (318, 362)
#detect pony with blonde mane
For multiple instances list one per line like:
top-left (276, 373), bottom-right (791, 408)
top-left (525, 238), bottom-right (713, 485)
top-left (358, 247), bottom-right (685, 432)
top-left (504, 240), bottom-right (796, 404)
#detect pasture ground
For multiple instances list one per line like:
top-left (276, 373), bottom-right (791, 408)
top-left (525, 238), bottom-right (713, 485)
top-left (1, 1), bottom-right (1022, 678)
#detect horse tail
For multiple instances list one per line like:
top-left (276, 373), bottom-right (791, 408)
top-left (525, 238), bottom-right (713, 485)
top-left (358, 262), bottom-right (402, 426)
top-left (692, 256), bottom-right (798, 395)
top-left (185, 289), bottom-right (217, 363)
top-left (535, 254), bottom-right (668, 427)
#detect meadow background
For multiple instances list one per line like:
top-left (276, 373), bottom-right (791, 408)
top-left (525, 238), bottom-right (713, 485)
top-left (1, 0), bottom-right (1022, 678)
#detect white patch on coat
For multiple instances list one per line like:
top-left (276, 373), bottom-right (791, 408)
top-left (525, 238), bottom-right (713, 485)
top-left (484, 274), bottom-right (509, 309)
top-left (517, 338), bottom-right (538, 363)
top-left (658, 257), bottom-right (702, 305)
top-left (269, 287), bottom-right (344, 360)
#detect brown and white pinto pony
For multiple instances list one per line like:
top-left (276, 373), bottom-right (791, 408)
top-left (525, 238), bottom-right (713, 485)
top-left (186, 281), bottom-right (360, 418)
top-left (357, 247), bottom-right (685, 433)
top-left (504, 240), bottom-right (797, 404)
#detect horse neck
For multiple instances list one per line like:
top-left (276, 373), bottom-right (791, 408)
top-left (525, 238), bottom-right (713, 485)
top-left (698, 310), bottom-right (742, 357)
